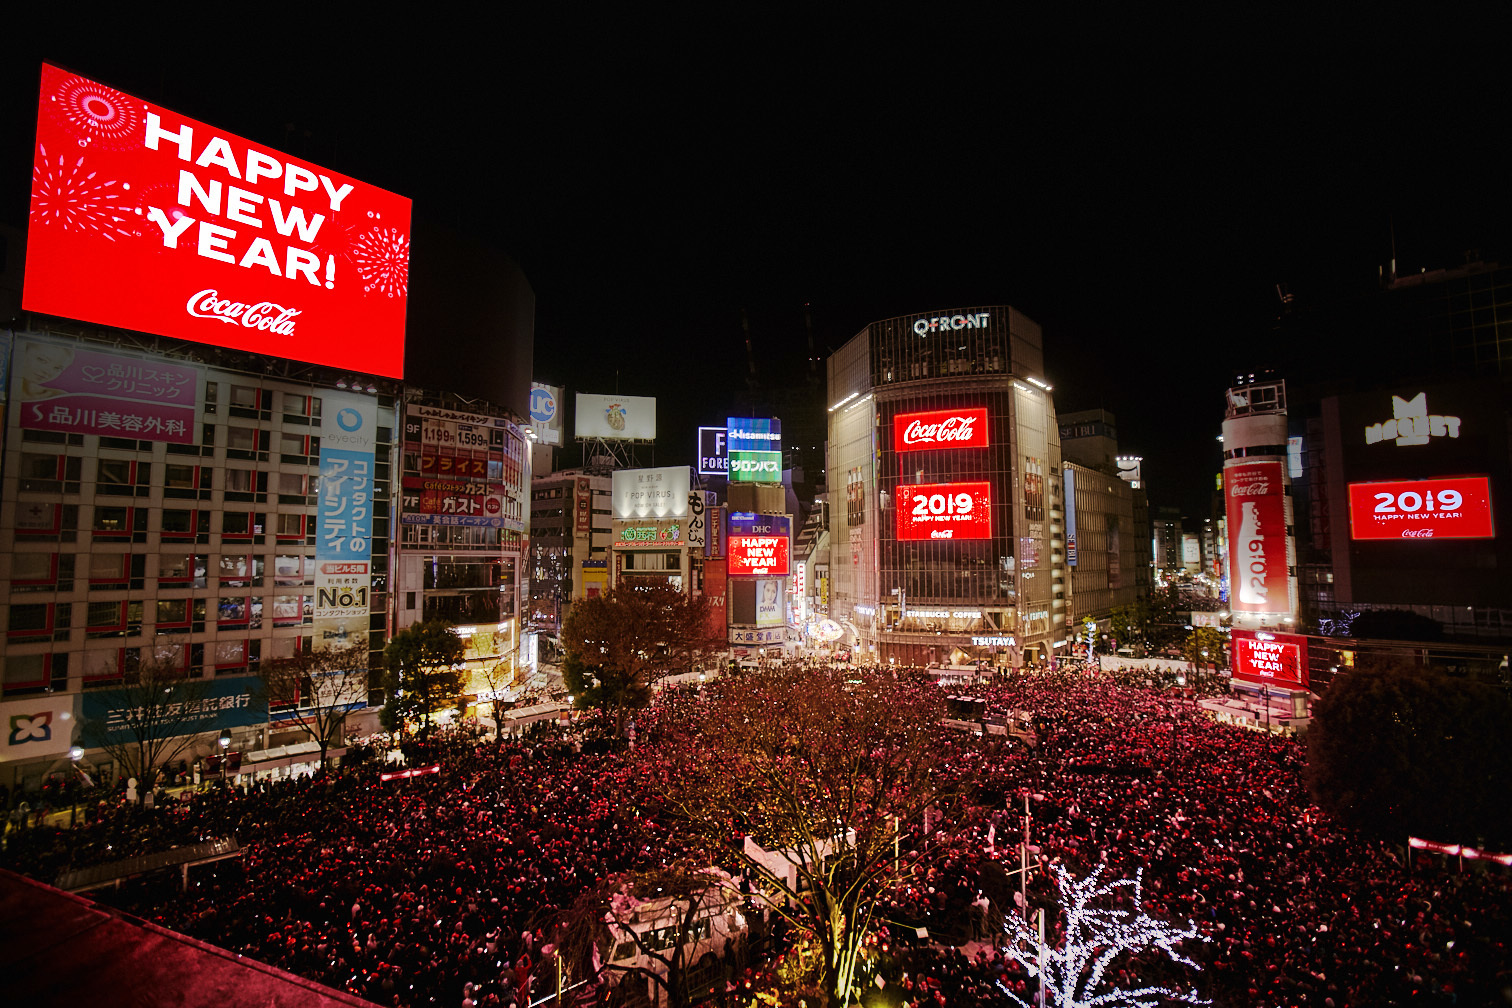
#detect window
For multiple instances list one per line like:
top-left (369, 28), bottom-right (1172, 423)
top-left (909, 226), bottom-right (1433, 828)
top-left (81, 649), bottom-right (121, 684)
top-left (274, 555), bottom-right (309, 584)
top-left (281, 392), bottom-right (321, 418)
top-left (272, 594), bottom-right (307, 625)
top-left (218, 596), bottom-right (249, 624)
top-left (213, 639), bottom-right (247, 668)
top-left (93, 506), bottom-right (130, 533)
top-left (87, 600), bottom-right (124, 629)
top-left (278, 472), bottom-right (309, 495)
top-left (275, 513), bottom-right (306, 538)
top-left (157, 598), bottom-right (188, 624)
top-left (97, 458), bottom-right (132, 484)
top-left (164, 463), bottom-right (197, 489)
top-left (218, 554), bottom-right (262, 585)
top-left (159, 552), bottom-right (208, 588)
top-left (8, 603), bottom-right (52, 633)
top-left (10, 554), bottom-right (56, 585)
top-left (230, 384), bottom-right (259, 408)
top-left (89, 552), bottom-right (128, 584)
top-left (280, 433), bottom-right (309, 456)
top-left (221, 512), bottom-right (262, 537)
top-left (161, 509), bottom-right (209, 538)
top-left (227, 426), bottom-right (259, 451)
top-left (3, 654), bottom-right (49, 691)
top-left (19, 453), bottom-right (80, 492)
top-left (225, 468), bottom-right (256, 493)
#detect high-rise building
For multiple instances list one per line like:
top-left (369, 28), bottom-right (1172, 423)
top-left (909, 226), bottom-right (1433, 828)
top-left (826, 306), bottom-right (1064, 667)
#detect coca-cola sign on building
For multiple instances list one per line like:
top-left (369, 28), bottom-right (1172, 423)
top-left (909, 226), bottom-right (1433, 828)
top-left (893, 406), bottom-right (990, 451)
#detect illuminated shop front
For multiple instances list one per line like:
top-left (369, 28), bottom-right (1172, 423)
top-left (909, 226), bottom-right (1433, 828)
top-left (826, 307), bottom-right (1066, 668)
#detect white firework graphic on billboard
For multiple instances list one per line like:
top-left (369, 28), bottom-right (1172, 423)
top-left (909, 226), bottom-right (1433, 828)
top-left (351, 225), bottom-right (410, 298)
top-left (31, 147), bottom-right (137, 240)
top-left (49, 74), bottom-right (141, 149)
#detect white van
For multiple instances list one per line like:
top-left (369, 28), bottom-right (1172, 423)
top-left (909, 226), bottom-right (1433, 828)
top-left (604, 874), bottom-right (746, 1002)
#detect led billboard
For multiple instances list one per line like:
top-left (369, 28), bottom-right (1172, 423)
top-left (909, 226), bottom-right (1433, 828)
top-left (576, 394), bottom-right (656, 441)
top-left (1230, 630), bottom-right (1308, 692)
top-left (893, 406), bottom-right (989, 451)
top-left (728, 450), bottom-right (782, 482)
top-left (727, 417), bottom-right (782, 452)
top-left (23, 64), bottom-right (410, 378)
top-left (895, 481), bottom-right (991, 541)
top-left (1224, 460), bottom-right (1287, 614)
top-left (728, 535), bottom-right (791, 576)
top-left (1347, 476), bottom-right (1494, 540)
top-left (698, 426), bottom-right (728, 476)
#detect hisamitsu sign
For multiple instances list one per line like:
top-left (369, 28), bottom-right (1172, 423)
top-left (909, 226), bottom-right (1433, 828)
top-left (23, 64), bottom-right (410, 378)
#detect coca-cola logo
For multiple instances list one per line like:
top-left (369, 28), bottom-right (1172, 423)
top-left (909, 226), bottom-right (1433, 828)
top-left (186, 289), bottom-right (301, 335)
top-left (903, 415), bottom-right (978, 445)
top-left (894, 407), bottom-right (989, 451)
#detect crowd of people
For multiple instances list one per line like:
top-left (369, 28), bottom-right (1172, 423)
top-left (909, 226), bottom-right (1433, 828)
top-left (1, 661), bottom-right (1507, 1007)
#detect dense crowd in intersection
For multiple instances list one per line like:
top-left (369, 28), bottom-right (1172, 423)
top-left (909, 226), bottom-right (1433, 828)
top-left (1, 661), bottom-right (1507, 1007)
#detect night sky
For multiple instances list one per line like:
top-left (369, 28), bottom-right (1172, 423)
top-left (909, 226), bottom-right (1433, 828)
top-left (5, 15), bottom-right (1508, 515)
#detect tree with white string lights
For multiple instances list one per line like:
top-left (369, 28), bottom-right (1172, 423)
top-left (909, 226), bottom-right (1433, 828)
top-left (1001, 865), bottom-right (1210, 1008)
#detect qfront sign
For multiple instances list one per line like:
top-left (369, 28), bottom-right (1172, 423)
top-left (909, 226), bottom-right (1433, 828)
top-left (24, 64), bottom-right (410, 378)
top-left (912, 312), bottom-right (990, 335)
top-left (895, 482), bottom-right (992, 541)
top-left (893, 407), bottom-right (989, 451)
top-left (1347, 476), bottom-right (1494, 540)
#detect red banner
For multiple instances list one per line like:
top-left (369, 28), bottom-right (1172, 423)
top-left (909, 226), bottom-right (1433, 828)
top-left (895, 482), bottom-right (992, 541)
top-left (1224, 461), bottom-right (1287, 613)
top-left (1230, 629), bottom-right (1308, 691)
top-left (24, 64), bottom-right (409, 378)
top-left (1347, 476), bottom-right (1494, 540)
top-left (894, 407), bottom-right (989, 451)
top-left (703, 557), bottom-right (728, 640)
top-left (728, 535), bottom-right (791, 576)
top-left (575, 477), bottom-right (591, 534)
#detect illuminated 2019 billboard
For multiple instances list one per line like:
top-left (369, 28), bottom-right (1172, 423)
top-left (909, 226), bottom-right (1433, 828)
top-left (1347, 476), bottom-right (1494, 540)
top-left (23, 64), bottom-right (410, 378)
top-left (1230, 629), bottom-right (1308, 692)
top-left (893, 406), bottom-right (989, 451)
top-left (895, 482), bottom-right (991, 541)
top-left (1224, 461), bottom-right (1287, 614)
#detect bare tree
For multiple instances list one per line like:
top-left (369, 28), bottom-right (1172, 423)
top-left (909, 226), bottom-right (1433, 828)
top-left (1002, 865), bottom-right (1209, 1008)
top-left (633, 664), bottom-right (963, 1007)
top-left (475, 648), bottom-right (521, 747)
top-left (256, 640), bottom-right (370, 768)
top-left (80, 655), bottom-right (222, 800)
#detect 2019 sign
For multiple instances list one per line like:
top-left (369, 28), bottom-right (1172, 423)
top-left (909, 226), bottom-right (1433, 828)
top-left (1347, 476), bottom-right (1494, 540)
top-left (895, 482), bottom-right (992, 541)
top-left (23, 64), bottom-right (410, 377)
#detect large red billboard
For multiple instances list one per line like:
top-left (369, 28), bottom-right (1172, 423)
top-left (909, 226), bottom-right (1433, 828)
top-left (1347, 476), bottom-right (1494, 541)
top-left (1230, 629), bottom-right (1308, 692)
top-left (728, 535), bottom-right (791, 576)
top-left (893, 407), bottom-right (989, 451)
top-left (23, 64), bottom-right (410, 378)
top-left (1224, 461), bottom-right (1287, 614)
top-left (895, 482), bottom-right (992, 541)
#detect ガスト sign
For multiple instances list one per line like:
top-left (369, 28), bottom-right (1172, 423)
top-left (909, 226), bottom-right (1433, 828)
top-left (23, 64), bottom-right (410, 378)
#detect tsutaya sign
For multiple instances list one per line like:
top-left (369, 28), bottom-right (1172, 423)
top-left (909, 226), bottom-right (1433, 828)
top-left (1364, 393), bottom-right (1462, 446)
top-left (913, 312), bottom-right (990, 335)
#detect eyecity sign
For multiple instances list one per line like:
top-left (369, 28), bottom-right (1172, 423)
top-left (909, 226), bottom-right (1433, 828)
top-left (894, 407), bottom-right (989, 451)
top-left (913, 312), bottom-right (990, 335)
top-left (23, 64), bottom-right (410, 378)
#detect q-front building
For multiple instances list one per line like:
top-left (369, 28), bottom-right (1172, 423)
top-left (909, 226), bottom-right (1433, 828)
top-left (827, 306), bottom-right (1065, 668)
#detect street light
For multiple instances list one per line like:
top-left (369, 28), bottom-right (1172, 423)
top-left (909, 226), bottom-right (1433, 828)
top-left (69, 747), bottom-right (84, 827)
